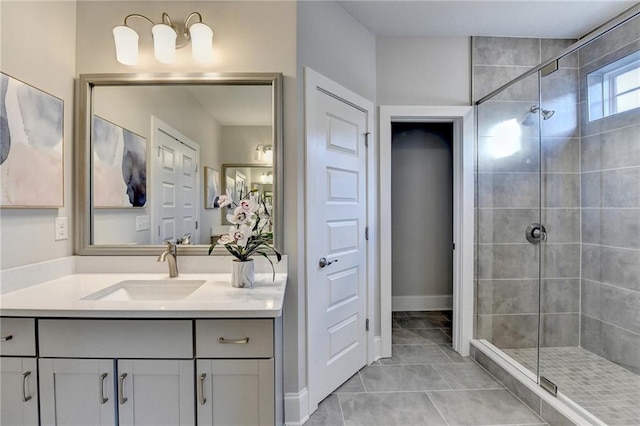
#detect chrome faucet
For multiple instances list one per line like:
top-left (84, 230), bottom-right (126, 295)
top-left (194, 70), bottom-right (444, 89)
top-left (157, 240), bottom-right (179, 277)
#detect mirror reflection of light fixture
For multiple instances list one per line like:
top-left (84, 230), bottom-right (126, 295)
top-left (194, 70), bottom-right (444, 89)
top-left (253, 144), bottom-right (273, 163)
top-left (260, 171), bottom-right (274, 184)
top-left (113, 12), bottom-right (213, 65)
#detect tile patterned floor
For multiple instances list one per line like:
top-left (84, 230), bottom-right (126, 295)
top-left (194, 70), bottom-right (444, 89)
top-left (305, 311), bottom-right (547, 426)
top-left (504, 346), bottom-right (640, 426)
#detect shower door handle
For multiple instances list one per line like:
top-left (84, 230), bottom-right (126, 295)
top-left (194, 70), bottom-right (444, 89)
top-left (525, 223), bottom-right (546, 244)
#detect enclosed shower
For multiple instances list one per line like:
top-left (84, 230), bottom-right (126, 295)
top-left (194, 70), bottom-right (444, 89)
top-left (474, 6), bottom-right (640, 426)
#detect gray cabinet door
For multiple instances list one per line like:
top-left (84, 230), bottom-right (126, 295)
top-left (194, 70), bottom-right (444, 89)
top-left (0, 357), bottom-right (39, 425)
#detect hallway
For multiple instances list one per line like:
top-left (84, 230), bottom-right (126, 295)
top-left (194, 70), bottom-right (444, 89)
top-left (305, 311), bottom-right (547, 425)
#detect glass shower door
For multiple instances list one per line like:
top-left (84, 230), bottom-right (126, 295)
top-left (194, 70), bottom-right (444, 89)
top-left (475, 72), bottom-right (543, 378)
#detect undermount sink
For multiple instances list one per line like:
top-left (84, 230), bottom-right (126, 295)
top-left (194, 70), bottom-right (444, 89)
top-left (82, 280), bottom-right (206, 301)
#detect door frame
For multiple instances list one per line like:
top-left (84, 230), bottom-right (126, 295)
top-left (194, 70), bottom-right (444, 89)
top-left (304, 68), bottom-right (377, 411)
top-left (379, 106), bottom-right (474, 357)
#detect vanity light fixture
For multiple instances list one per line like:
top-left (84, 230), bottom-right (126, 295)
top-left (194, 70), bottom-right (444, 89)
top-left (113, 12), bottom-right (213, 65)
top-left (260, 171), bottom-right (274, 184)
top-left (253, 144), bottom-right (273, 163)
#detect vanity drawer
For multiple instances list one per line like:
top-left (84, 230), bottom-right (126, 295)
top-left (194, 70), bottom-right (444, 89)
top-left (0, 318), bottom-right (36, 356)
top-left (39, 319), bottom-right (193, 358)
top-left (196, 319), bottom-right (273, 358)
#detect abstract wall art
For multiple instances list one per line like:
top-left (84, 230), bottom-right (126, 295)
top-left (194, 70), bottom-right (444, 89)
top-left (92, 115), bottom-right (146, 208)
top-left (204, 166), bottom-right (220, 209)
top-left (1, 73), bottom-right (64, 207)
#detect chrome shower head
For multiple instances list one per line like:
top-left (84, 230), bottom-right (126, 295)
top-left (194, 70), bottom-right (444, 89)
top-left (529, 105), bottom-right (555, 120)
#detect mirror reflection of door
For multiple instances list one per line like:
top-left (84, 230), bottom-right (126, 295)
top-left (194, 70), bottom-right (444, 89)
top-left (220, 164), bottom-right (273, 231)
top-left (151, 117), bottom-right (200, 245)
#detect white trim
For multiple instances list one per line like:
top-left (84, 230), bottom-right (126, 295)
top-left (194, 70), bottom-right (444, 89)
top-left (372, 336), bottom-right (382, 362)
top-left (392, 295), bottom-right (453, 312)
top-left (472, 340), bottom-right (606, 426)
top-left (284, 388), bottom-right (309, 426)
top-left (379, 106), bottom-right (475, 359)
top-left (303, 68), bottom-right (376, 412)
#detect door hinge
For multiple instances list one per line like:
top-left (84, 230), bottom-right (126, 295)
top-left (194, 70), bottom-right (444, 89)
top-left (195, 221), bottom-right (198, 230)
top-left (540, 376), bottom-right (558, 397)
top-left (364, 132), bottom-right (370, 147)
top-left (365, 318), bottom-right (369, 332)
top-left (365, 226), bottom-right (369, 241)
top-left (452, 243), bottom-right (455, 250)
top-left (158, 226), bottom-right (160, 237)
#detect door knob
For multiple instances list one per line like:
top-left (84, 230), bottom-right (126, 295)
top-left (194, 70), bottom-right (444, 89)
top-left (319, 257), bottom-right (338, 268)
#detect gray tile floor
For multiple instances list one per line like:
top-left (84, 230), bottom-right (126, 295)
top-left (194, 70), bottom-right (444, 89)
top-left (505, 346), bottom-right (640, 426)
top-left (305, 311), bottom-right (547, 426)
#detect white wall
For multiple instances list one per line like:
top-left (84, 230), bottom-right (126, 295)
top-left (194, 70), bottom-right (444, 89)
top-left (296, 0), bottom-right (377, 399)
top-left (377, 37), bottom-right (471, 105)
top-left (0, 1), bottom-right (76, 269)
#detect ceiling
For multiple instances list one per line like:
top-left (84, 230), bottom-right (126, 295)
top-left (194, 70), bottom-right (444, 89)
top-left (338, 1), bottom-right (639, 38)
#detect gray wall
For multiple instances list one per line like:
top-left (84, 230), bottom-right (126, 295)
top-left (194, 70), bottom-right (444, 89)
top-left (474, 36), bottom-right (580, 349)
top-left (579, 14), bottom-right (640, 375)
top-left (391, 123), bottom-right (453, 298)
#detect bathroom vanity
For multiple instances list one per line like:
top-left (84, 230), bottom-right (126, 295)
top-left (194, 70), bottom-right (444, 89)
top-left (0, 272), bottom-right (286, 426)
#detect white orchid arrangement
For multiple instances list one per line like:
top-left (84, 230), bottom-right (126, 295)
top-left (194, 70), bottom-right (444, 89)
top-left (209, 189), bottom-right (281, 278)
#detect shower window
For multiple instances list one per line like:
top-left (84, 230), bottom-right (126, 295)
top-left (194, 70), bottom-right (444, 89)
top-left (587, 49), bottom-right (640, 120)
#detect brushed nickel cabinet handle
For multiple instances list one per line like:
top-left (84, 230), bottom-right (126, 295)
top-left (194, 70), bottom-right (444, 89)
top-left (198, 373), bottom-right (207, 405)
top-left (100, 373), bottom-right (109, 404)
top-left (1, 335), bottom-right (13, 341)
top-left (22, 371), bottom-right (32, 402)
top-left (218, 337), bottom-right (249, 344)
top-left (118, 373), bottom-right (128, 404)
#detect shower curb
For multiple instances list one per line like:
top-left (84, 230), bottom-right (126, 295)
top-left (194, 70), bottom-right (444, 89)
top-left (471, 339), bottom-right (607, 426)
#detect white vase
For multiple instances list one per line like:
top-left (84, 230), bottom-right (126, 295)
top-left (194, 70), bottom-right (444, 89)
top-left (231, 259), bottom-right (255, 288)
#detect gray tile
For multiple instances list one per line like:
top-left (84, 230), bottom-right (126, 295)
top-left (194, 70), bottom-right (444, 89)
top-left (433, 363), bottom-right (503, 390)
top-left (477, 209), bottom-right (538, 244)
top-left (405, 311), bottom-right (450, 320)
top-left (474, 65), bottom-right (538, 102)
top-left (334, 372), bottom-right (365, 394)
top-left (542, 137), bottom-right (580, 173)
top-left (391, 328), bottom-right (431, 345)
top-left (541, 209), bottom-right (580, 244)
top-left (540, 101), bottom-right (579, 139)
top-left (473, 37), bottom-right (541, 66)
top-left (540, 400), bottom-right (577, 426)
top-left (540, 313), bottom-right (579, 347)
top-left (477, 136), bottom-right (540, 173)
top-left (305, 394), bottom-right (344, 426)
top-left (541, 38), bottom-right (578, 67)
top-left (476, 314), bottom-right (538, 349)
top-left (581, 279), bottom-right (640, 334)
top-left (477, 244), bottom-right (539, 279)
top-left (395, 316), bottom-right (450, 329)
top-left (392, 311), bottom-right (408, 318)
top-left (473, 351), bottom-right (540, 410)
top-left (378, 345), bottom-right (451, 365)
top-left (476, 279), bottom-right (538, 315)
top-left (359, 365), bottom-right (450, 392)
top-left (596, 246), bottom-right (640, 293)
top-left (540, 68), bottom-right (579, 105)
top-left (413, 329), bottom-right (452, 344)
top-left (477, 100), bottom-right (541, 139)
top-left (392, 319), bottom-right (400, 329)
top-left (542, 173), bottom-right (580, 208)
top-left (439, 344), bottom-right (473, 363)
top-left (580, 172), bottom-right (603, 208)
top-left (581, 124), bottom-right (640, 172)
top-left (541, 243), bottom-right (580, 278)
top-left (579, 15), bottom-right (640, 67)
top-left (581, 314), bottom-right (640, 375)
top-left (582, 208), bottom-right (640, 250)
top-left (477, 173), bottom-right (539, 208)
top-left (428, 389), bottom-right (543, 426)
top-left (540, 279), bottom-right (579, 313)
top-left (339, 392), bottom-right (447, 426)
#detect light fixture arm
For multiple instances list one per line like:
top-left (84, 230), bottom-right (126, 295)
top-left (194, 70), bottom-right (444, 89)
top-left (122, 13), bottom-right (155, 27)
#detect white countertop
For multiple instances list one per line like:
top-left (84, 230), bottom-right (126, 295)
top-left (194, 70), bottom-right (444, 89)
top-left (0, 272), bottom-right (287, 318)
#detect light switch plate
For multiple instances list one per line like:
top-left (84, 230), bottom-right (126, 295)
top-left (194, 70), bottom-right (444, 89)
top-left (55, 217), bottom-right (68, 241)
top-left (136, 215), bottom-right (150, 231)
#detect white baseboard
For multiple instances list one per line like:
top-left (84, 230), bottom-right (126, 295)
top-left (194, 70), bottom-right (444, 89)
top-left (372, 336), bottom-right (382, 362)
top-left (284, 388), bottom-right (309, 426)
top-left (392, 295), bottom-right (452, 311)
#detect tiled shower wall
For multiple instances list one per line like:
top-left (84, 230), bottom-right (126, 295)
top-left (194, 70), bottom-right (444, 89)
top-left (579, 15), bottom-right (640, 375)
top-left (473, 37), bottom-right (581, 349)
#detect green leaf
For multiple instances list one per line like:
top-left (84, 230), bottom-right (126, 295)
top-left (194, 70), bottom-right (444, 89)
top-left (255, 251), bottom-right (276, 281)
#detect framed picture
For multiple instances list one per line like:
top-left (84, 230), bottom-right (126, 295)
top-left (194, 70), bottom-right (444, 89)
top-left (1, 72), bottom-right (64, 207)
top-left (92, 115), bottom-right (146, 208)
top-left (235, 170), bottom-right (247, 198)
top-left (204, 166), bottom-right (220, 209)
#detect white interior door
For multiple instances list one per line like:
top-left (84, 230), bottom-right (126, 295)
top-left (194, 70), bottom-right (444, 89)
top-left (151, 118), bottom-right (199, 244)
top-left (306, 70), bottom-right (369, 410)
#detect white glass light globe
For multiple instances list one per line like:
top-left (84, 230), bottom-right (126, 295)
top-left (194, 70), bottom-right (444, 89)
top-left (189, 22), bottom-right (214, 63)
top-left (152, 24), bottom-right (177, 64)
top-left (113, 26), bottom-right (139, 65)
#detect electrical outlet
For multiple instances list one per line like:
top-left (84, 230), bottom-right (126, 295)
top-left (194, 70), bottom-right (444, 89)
top-left (136, 215), bottom-right (150, 231)
top-left (55, 217), bottom-right (68, 241)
